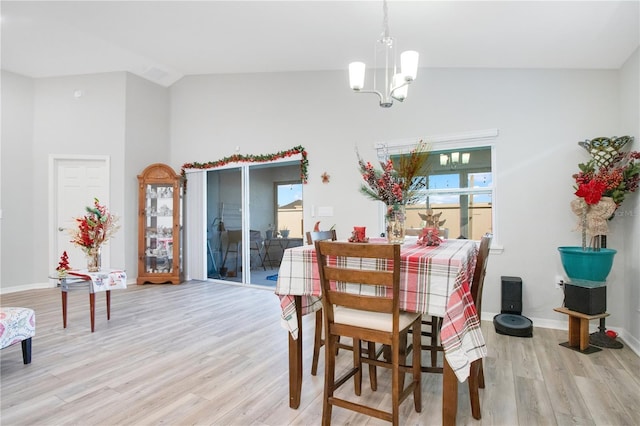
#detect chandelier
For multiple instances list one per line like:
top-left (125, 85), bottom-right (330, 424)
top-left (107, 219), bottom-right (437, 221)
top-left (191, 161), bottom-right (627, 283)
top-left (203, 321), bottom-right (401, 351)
top-left (348, 0), bottom-right (419, 108)
top-left (440, 152), bottom-right (471, 167)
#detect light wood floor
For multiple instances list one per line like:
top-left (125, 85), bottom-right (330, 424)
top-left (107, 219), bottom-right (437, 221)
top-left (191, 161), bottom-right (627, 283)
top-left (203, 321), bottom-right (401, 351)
top-left (1, 281), bottom-right (639, 425)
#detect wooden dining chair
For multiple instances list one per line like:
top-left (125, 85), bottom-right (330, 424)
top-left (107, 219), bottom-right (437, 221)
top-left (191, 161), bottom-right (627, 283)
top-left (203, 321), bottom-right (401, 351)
top-left (306, 229), bottom-right (337, 376)
top-left (305, 230), bottom-right (337, 246)
top-left (315, 241), bottom-right (422, 425)
top-left (412, 233), bottom-right (492, 420)
top-left (416, 315), bottom-right (443, 373)
top-left (467, 233), bottom-right (493, 419)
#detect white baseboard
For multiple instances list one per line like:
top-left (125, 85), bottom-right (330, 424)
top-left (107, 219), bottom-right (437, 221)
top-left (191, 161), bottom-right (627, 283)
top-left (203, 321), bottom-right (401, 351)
top-left (0, 281), bottom-right (57, 294)
top-left (0, 278), bottom-right (137, 295)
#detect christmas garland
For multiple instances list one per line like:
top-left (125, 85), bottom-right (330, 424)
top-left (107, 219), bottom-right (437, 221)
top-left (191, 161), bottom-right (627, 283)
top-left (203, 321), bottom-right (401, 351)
top-left (181, 145), bottom-right (308, 183)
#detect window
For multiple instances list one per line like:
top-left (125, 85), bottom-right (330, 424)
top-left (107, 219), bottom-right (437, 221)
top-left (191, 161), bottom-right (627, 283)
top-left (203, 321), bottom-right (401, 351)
top-left (381, 130), bottom-right (497, 240)
top-left (275, 181), bottom-right (303, 238)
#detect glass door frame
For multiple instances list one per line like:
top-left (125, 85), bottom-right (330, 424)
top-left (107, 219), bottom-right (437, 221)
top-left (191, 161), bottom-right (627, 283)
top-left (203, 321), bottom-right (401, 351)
top-left (183, 154), bottom-right (304, 286)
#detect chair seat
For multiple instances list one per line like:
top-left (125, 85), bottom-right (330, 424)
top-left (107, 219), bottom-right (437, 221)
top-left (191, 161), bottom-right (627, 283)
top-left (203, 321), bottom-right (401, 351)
top-left (1, 307), bottom-right (35, 364)
top-left (0, 307), bottom-right (36, 349)
top-left (335, 306), bottom-right (421, 333)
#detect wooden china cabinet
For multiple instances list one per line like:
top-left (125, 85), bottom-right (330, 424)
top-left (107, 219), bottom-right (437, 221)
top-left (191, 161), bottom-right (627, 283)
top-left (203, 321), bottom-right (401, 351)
top-left (137, 163), bottom-right (184, 284)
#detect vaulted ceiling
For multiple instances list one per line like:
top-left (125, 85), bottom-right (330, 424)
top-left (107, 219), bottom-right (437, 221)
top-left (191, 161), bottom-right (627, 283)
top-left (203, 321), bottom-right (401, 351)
top-left (2, 1), bottom-right (638, 87)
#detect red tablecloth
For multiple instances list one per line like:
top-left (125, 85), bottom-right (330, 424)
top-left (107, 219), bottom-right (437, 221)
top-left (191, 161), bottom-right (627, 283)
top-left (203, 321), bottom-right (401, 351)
top-left (275, 238), bottom-right (486, 382)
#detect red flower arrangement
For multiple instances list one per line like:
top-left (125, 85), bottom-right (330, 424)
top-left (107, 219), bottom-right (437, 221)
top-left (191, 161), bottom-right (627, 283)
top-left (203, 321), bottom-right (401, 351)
top-left (573, 150), bottom-right (640, 208)
top-left (574, 179), bottom-right (607, 205)
top-left (69, 198), bottom-right (119, 252)
top-left (356, 141), bottom-right (429, 206)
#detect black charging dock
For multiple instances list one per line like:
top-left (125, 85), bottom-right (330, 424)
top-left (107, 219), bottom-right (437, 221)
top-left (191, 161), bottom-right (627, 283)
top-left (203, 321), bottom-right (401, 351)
top-left (493, 276), bottom-right (533, 338)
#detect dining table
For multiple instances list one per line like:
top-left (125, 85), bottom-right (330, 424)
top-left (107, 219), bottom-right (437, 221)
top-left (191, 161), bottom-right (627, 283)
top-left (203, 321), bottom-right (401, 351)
top-left (275, 237), bottom-right (486, 426)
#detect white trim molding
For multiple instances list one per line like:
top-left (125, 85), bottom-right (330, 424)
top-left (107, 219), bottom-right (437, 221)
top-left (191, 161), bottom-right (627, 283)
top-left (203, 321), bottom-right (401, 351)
top-left (375, 128), bottom-right (499, 156)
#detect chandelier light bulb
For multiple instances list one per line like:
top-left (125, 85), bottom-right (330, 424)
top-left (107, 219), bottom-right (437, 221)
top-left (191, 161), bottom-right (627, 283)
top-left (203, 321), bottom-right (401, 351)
top-left (392, 73), bottom-right (408, 101)
top-left (400, 50), bottom-right (419, 81)
top-left (349, 62), bottom-right (366, 90)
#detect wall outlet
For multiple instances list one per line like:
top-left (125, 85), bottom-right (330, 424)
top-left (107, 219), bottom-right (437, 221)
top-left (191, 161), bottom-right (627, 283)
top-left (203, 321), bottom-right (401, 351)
top-left (555, 275), bottom-right (565, 289)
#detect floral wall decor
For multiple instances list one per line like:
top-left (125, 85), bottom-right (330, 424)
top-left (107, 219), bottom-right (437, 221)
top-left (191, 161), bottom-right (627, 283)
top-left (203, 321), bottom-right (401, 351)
top-left (571, 136), bottom-right (639, 249)
top-left (181, 145), bottom-right (308, 183)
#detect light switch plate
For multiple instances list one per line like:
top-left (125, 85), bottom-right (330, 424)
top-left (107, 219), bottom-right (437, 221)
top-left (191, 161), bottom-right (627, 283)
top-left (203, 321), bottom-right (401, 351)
top-left (316, 206), bottom-right (334, 217)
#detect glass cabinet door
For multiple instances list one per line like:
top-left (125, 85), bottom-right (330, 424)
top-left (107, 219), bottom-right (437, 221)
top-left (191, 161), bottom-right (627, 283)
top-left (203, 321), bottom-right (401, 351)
top-left (144, 184), bottom-right (175, 274)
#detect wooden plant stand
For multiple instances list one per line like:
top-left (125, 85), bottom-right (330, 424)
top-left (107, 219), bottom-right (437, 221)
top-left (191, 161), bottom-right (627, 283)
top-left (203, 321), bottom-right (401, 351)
top-left (554, 307), bottom-right (609, 354)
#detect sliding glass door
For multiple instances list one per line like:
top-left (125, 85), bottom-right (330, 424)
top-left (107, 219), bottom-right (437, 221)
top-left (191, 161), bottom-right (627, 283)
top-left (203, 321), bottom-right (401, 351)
top-left (204, 160), bottom-right (303, 287)
top-left (206, 167), bottom-right (242, 281)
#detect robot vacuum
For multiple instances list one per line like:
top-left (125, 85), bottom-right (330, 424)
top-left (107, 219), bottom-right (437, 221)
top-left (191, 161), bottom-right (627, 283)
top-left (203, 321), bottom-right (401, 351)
top-left (493, 276), bottom-right (533, 338)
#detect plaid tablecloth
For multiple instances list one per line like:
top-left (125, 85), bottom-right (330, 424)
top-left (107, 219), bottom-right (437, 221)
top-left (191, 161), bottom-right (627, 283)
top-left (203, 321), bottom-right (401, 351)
top-left (275, 238), bottom-right (486, 382)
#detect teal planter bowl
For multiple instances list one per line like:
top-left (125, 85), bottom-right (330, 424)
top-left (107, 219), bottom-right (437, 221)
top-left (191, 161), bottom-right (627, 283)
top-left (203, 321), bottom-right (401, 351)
top-left (558, 246), bottom-right (617, 285)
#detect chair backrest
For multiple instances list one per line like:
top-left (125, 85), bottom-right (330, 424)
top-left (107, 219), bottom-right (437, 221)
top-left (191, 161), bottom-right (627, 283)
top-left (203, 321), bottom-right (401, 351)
top-left (470, 233), bottom-right (492, 318)
top-left (249, 230), bottom-right (262, 243)
top-left (227, 230), bottom-right (243, 244)
top-left (306, 229), bottom-right (337, 245)
top-left (315, 241), bottom-right (401, 330)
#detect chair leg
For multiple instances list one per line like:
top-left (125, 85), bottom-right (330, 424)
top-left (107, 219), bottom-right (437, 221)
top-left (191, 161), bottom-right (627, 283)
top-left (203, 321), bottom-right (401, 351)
top-left (234, 243), bottom-right (239, 273)
top-left (21, 337), bottom-right (32, 364)
top-left (468, 359), bottom-right (482, 419)
top-left (322, 334), bottom-right (337, 426)
top-left (431, 316), bottom-right (442, 367)
top-left (478, 359), bottom-right (485, 389)
top-left (260, 251), bottom-right (267, 271)
top-left (398, 332), bottom-right (408, 391)
top-left (368, 341), bottom-right (377, 391)
top-left (412, 319), bottom-right (422, 413)
top-left (353, 338), bottom-right (362, 396)
top-left (391, 342), bottom-right (400, 426)
top-left (311, 310), bottom-right (323, 376)
top-left (221, 245), bottom-right (230, 269)
top-left (253, 242), bottom-right (267, 271)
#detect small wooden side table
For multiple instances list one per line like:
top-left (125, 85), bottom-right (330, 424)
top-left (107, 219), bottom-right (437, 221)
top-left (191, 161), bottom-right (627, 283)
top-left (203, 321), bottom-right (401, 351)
top-left (52, 270), bottom-right (126, 332)
top-left (554, 307), bottom-right (609, 354)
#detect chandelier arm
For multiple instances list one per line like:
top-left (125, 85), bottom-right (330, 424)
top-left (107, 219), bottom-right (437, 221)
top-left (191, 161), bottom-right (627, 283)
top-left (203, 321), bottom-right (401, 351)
top-left (353, 89), bottom-right (387, 104)
top-left (390, 80), bottom-right (410, 102)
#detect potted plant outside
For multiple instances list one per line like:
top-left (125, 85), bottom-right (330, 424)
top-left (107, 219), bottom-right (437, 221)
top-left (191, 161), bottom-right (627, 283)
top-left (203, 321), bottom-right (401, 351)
top-left (279, 226), bottom-right (290, 238)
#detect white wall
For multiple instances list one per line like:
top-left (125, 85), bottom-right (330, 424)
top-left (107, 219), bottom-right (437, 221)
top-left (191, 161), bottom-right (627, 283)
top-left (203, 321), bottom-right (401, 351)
top-left (169, 67), bottom-right (635, 336)
top-left (1, 63), bottom-right (637, 348)
top-left (0, 71), bottom-right (35, 288)
top-left (124, 73), bottom-right (171, 278)
top-left (619, 48), bottom-right (640, 350)
top-left (31, 73), bottom-right (127, 285)
top-left (0, 71), bottom-right (169, 290)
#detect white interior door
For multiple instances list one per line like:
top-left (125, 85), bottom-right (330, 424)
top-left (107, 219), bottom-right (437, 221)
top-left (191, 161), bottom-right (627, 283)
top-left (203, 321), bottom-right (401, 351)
top-left (50, 156), bottom-right (110, 271)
